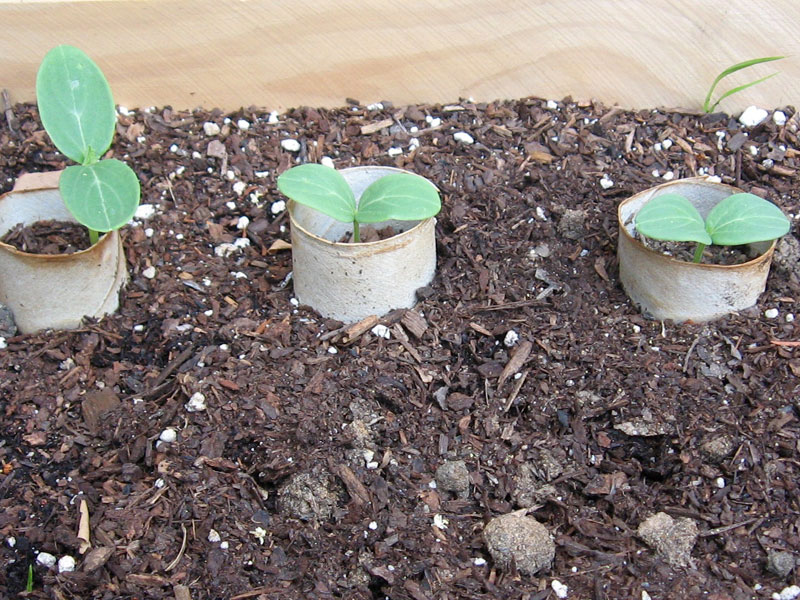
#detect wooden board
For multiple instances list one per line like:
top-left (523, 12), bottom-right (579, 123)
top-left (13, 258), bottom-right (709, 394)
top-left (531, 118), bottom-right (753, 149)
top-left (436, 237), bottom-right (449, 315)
top-left (1, 0), bottom-right (797, 113)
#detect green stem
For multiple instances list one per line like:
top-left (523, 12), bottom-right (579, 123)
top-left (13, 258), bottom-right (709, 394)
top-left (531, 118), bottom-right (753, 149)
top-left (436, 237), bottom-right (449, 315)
top-left (352, 220), bottom-right (360, 243)
top-left (88, 228), bottom-right (99, 245)
top-left (692, 243), bottom-right (706, 263)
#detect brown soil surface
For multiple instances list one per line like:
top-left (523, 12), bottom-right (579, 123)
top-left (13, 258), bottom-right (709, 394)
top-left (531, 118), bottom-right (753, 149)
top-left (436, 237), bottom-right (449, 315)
top-left (1, 220), bottom-right (92, 254)
top-left (338, 225), bottom-right (400, 244)
top-left (1, 98), bottom-right (799, 600)
top-left (639, 236), bottom-right (757, 265)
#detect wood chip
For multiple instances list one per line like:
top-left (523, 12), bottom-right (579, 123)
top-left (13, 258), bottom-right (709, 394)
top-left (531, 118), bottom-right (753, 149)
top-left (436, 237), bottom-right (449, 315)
top-left (469, 322), bottom-right (493, 336)
top-left (400, 310), bottom-right (428, 338)
top-left (673, 136), bottom-right (694, 155)
top-left (81, 389), bottom-right (121, 434)
top-left (769, 165), bottom-right (796, 177)
top-left (82, 546), bottom-right (114, 572)
top-left (336, 464), bottom-right (371, 507)
top-left (392, 324), bottom-right (423, 363)
top-left (594, 257), bottom-right (610, 283)
top-left (342, 315), bottom-right (379, 344)
top-left (78, 498), bottom-right (91, 554)
top-left (360, 118), bottom-right (394, 135)
top-left (267, 239), bottom-right (291, 253)
top-left (217, 378), bottom-right (240, 391)
top-left (497, 340), bottom-right (533, 389)
top-left (528, 150), bottom-right (555, 164)
top-left (126, 574), bottom-right (171, 587)
top-left (173, 584), bottom-right (192, 600)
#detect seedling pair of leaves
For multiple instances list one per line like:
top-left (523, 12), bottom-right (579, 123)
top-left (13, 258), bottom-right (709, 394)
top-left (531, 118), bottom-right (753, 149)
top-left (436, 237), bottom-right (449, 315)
top-left (277, 163), bottom-right (440, 242)
top-left (634, 192), bottom-right (790, 263)
top-left (36, 45), bottom-right (140, 244)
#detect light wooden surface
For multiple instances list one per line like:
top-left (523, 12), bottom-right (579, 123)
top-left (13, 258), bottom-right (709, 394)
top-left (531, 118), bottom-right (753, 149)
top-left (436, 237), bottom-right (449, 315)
top-left (1, 0), bottom-right (797, 112)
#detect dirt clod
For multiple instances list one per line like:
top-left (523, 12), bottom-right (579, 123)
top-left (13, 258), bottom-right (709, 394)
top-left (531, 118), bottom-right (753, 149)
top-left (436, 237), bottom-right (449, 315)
top-left (637, 512), bottom-right (699, 568)
top-left (278, 469), bottom-right (340, 521)
top-left (435, 459), bottom-right (470, 497)
top-left (767, 550), bottom-right (796, 579)
top-left (484, 511), bottom-right (555, 575)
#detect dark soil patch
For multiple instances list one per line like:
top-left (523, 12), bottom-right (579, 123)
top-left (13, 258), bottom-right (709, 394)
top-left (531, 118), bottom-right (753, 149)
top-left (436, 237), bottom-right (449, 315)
top-left (638, 236), bottom-right (759, 265)
top-left (0, 97), bottom-right (799, 600)
top-left (338, 224), bottom-right (403, 244)
top-left (1, 219), bottom-right (92, 254)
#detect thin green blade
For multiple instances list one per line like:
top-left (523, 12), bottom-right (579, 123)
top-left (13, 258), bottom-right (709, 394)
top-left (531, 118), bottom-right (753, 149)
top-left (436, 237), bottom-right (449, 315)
top-left (703, 56), bottom-right (784, 113)
top-left (60, 160), bottom-right (141, 232)
top-left (634, 193), bottom-right (712, 245)
top-left (36, 45), bottom-right (115, 164)
top-left (705, 193), bottom-right (790, 245)
top-left (356, 173), bottom-right (441, 224)
top-left (706, 72), bottom-right (779, 114)
top-left (277, 163), bottom-right (356, 224)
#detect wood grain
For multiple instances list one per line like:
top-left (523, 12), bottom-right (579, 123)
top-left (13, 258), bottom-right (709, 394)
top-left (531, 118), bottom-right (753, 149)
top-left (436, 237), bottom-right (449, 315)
top-left (0, 0), bottom-right (797, 112)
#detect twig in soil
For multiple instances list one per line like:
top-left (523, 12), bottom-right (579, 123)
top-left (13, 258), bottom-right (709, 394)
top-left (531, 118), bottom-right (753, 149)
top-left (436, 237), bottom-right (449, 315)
top-left (461, 299), bottom-right (543, 315)
top-left (164, 523), bottom-right (187, 571)
top-left (151, 345), bottom-right (195, 389)
top-left (683, 333), bottom-right (703, 372)
top-left (771, 339), bottom-right (800, 347)
top-left (231, 588), bottom-right (285, 600)
top-left (2, 89), bottom-right (19, 136)
top-left (503, 368), bottom-right (529, 413)
top-left (335, 464), bottom-right (371, 507)
top-left (699, 517), bottom-right (759, 537)
top-left (164, 176), bottom-right (179, 206)
top-left (0, 470), bottom-right (15, 500)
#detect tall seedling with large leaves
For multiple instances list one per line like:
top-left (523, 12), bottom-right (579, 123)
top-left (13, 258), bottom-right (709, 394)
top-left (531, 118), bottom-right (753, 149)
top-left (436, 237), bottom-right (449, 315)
top-left (36, 45), bottom-right (140, 244)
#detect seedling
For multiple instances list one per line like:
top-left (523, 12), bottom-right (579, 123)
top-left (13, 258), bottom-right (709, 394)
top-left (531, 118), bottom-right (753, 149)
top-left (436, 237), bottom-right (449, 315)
top-left (703, 56), bottom-right (784, 114)
top-left (26, 564), bottom-right (33, 592)
top-left (635, 192), bottom-right (790, 263)
top-left (36, 45), bottom-right (140, 245)
top-left (276, 164), bottom-right (440, 242)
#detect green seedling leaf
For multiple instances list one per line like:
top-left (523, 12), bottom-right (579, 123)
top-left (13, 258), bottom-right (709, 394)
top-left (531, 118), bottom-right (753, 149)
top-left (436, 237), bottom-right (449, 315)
top-left (705, 192), bottom-right (790, 245)
top-left (703, 56), bottom-right (784, 113)
top-left (276, 163), bottom-right (356, 224)
top-left (60, 159), bottom-right (141, 232)
top-left (36, 45), bottom-right (115, 164)
top-left (634, 193), bottom-right (712, 245)
top-left (355, 173), bottom-right (441, 223)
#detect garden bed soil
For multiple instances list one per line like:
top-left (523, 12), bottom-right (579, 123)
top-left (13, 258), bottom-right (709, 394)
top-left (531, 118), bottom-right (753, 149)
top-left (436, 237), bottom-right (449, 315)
top-left (1, 220), bottom-right (93, 254)
top-left (638, 236), bottom-right (757, 265)
top-left (1, 96), bottom-right (799, 600)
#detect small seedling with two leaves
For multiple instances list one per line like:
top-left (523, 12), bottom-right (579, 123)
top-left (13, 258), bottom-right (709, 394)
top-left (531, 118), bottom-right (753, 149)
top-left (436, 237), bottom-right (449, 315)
top-left (703, 56), bottom-right (784, 114)
top-left (36, 45), bottom-right (140, 245)
top-left (276, 163), bottom-right (440, 242)
top-left (634, 192), bottom-right (790, 263)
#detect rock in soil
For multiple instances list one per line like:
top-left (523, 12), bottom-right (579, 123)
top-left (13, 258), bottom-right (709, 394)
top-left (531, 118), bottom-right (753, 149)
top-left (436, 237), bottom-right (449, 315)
top-left (767, 550), bottom-right (797, 579)
top-left (774, 234), bottom-right (800, 280)
top-left (513, 462), bottom-right (557, 508)
top-left (700, 434), bottom-right (737, 463)
top-left (484, 510), bottom-right (555, 575)
top-left (435, 459), bottom-right (470, 497)
top-left (0, 302), bottom-right (16, 337)
top-left (556, 208), bottom-right (587, 240)
top-left (278, 468), bottom-right (340, 521)
top-left (637, 512), bottom-right (699, 568)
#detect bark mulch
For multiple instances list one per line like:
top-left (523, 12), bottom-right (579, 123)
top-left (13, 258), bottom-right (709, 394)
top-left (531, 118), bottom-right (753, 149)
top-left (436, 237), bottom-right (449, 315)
top-left (0, 96), bottom-right (799, 600)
